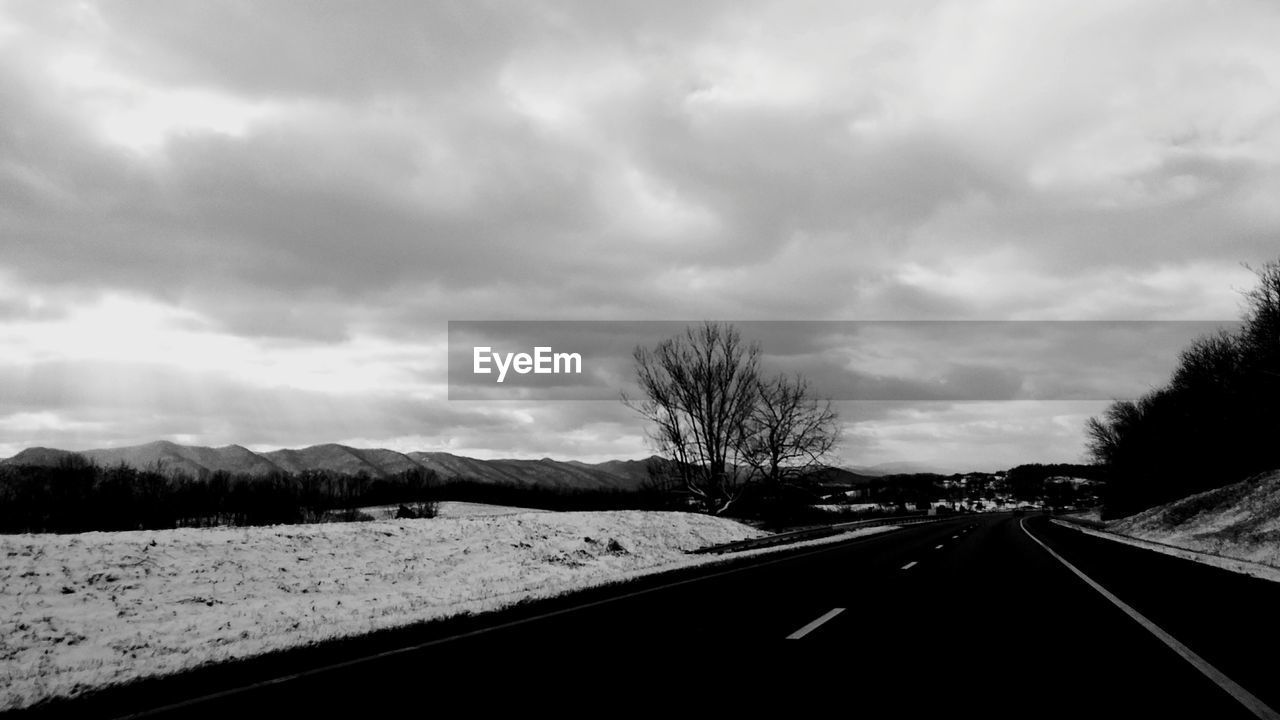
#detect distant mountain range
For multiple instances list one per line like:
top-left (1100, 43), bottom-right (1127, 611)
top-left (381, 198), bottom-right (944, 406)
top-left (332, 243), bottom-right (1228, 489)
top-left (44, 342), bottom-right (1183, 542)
top-left (1, 441), bottom-right (660, 492)
top-left (805, 464), bottom-right (972, 490)
top-left (843, 461), bottom-right (962, 477)
top-left (1, 441), bottom-right (988, 492)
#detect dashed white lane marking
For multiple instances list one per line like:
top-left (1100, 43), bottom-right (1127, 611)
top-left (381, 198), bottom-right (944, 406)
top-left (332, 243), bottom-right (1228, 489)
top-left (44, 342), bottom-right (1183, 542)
top-left (935, 544), bottom-right (944, 549)
top-left (787, 608), bottom-right (846, 640)
top-left (901, 561), bottom-right (918, 570)
top-left (952, 535), bottom-right (959, 539)
top-left (1020, 519), bottom-right (1280, 720)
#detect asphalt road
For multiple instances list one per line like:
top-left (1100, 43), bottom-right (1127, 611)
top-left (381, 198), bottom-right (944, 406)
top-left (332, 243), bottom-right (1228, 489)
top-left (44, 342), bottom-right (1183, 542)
top-left (16, 514), bottom-right (1280, 719)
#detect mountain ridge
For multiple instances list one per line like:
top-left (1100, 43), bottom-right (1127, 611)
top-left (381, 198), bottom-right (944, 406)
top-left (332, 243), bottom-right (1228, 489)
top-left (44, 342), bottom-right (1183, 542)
top-left (1, 442), bottom-right (665, 492)
top-left (2, 442), bottom-right (988, 491)
top-left (844, 461), bottom-right (965, 477)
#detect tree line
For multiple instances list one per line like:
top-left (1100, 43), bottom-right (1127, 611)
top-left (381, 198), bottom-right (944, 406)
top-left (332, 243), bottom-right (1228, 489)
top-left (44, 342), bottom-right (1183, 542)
top-left (1086, 259), bottom-right (1280, 518)
top-left (432, 478), bottom-right (677, 512)
top-left (1004, 463), bottom-right (1105, 499)
top-left (0, 456), bottom-right (441, 533)
top-left (0, 455), bottom-right (692, 533)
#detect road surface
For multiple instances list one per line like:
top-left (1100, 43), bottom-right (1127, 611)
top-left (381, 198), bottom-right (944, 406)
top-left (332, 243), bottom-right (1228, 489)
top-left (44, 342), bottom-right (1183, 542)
top-left (14, 514), bottom-right (1280, 718)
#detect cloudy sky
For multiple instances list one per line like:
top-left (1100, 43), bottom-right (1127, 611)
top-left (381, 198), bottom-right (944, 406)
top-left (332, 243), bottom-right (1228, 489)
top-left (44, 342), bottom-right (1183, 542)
top-left (2, 0), bottom-right (1278, 469)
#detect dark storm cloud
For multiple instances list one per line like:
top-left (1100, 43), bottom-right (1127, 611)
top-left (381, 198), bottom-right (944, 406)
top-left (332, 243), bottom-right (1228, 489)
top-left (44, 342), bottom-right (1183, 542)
top-left (2, 1), bottom-right (1279, 464)
top-left (4, 0), bottom-right (1277, 332)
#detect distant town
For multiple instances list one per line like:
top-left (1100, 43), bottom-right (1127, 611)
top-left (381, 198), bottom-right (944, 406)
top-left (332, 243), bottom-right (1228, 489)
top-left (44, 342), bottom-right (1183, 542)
top-left (812, 464), bottom-right (1104, 517)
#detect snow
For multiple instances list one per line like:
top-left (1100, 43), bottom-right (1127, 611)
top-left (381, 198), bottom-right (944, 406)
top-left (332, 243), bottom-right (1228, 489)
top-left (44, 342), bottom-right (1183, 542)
top-left (1050, 471), bottom-right (1280, 583)
top-left (343, 501), bottom-right (549, 520)
top-left (0, 510), bottom-right (891, 710)
top-left (1107, 470), bottom-right (1280, 568)
top-left (435, 501), bottom-right (548, 517)
top-left (1061, 508), bottom-right (1104, 525)
top-left (814, 503), bottom-right (882, 514)
top-left (1052, 519), bottom-right (1280, 584)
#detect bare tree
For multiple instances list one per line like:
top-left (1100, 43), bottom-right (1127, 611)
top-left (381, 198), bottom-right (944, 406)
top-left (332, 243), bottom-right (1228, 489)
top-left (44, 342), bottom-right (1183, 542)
top-left (740, 373), bottom-right (840, 487)
top-left (623, 322), bottom-right (761, 514)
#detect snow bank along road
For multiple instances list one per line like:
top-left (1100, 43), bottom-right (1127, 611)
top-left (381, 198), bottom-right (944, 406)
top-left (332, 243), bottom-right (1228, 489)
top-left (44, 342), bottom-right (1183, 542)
top-left (13, 513), bottom-right (1280, 719)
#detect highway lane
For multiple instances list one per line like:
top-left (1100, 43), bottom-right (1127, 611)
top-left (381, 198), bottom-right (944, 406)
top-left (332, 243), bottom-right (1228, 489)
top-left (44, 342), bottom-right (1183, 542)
top-left (803, 515), bottom-right (1265, 717)
top-left (14, 514), bottom-right (1278, 718)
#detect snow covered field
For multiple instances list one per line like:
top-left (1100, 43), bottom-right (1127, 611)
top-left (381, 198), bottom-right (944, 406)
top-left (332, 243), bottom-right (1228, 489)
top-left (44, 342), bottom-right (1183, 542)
top-left (0, 511), bottom-right (891, 710)
top-left (346, 500), bottom-right (548, 520)
top-left (435, 500), bottom-right (547, 517)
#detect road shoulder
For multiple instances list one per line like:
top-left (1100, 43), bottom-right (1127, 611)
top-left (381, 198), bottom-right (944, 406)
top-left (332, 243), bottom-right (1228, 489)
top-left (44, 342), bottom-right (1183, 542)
top-left (1052, 518), bottom-right (1280, 583)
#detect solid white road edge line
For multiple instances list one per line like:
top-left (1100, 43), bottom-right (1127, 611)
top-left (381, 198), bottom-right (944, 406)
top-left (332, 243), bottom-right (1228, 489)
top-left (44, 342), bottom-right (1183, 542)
top-left (901, 561), bottom-right (918, 570)
top-left (1019, 518), bottom-right (1280, 720)
top-left (786, 608), bottom-right (846, 640)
